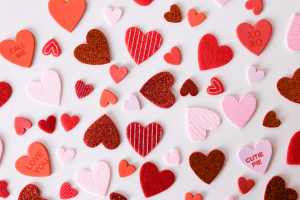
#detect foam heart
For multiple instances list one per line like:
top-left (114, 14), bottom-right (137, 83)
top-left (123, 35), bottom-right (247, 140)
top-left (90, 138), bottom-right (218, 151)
top-left (48, 0), bottom-right (86, 32)
top-left (238, 177), bottom-right (255, 195)
top-left (123, 94), bottom-right (140, 112)
top-left (248, 66), bottom-right (265, 84)
top-left (14, 117), bottom-right (32, 136)
top-left (187, 9), bottom-right (206, 27)
top-left (75, 161), bottom-right (110, 197)
top-left (125, 27), bottom-right (162, 65)
top-left (164, 4), bottom-right (182, 23)
top-left (215, 0), bottom-right (230, 6)
top-left (245, 0), bottom-right (263, 15)
top-left (103, 7), bottom-right (122, 26)
top-left (18, 184), bottom-right (45, 200)
top-left (163, 148), bottom-right (180, 166)
top-left (164, 46), bottom-right (181, 65)
top-left (263, 111), bottom-right (281, 128)
top-left (287, 15), bottom-right (300, 52)
top-left (133, 0), bottom-right (153, 6)
top-left (0, 138), bottom-right (3, 164)
top-left (110, 192), bottom-right (127, 200)
top-left (42, 38), bottom-right (61, 57)
top-left (0, 82), bottom-right (12, 107)
top-left (60, 113), bottom-right (79, 132)
top-left (118, 160), bottom-right (136, 178)
top-left (57, 147), bottom-right (75, 165)
top-left (60, 182), bottom-right (78, 199)
top-left (238, 139), bottom-right (272, 175)
top-left (100, 89), bottom-right (117, 108)
top-left (26, 70), bottom-right (61, 107)
top-left (180, 79), bottom-right (198, 97)
top-left (222, 94), bottom-right (256, 128)
top-left (277, 68), bottom-right (300, 104)
top-left (0, 181), bottom-right (9, 198)
top-left (264, 176), bottom-right (297, 200)
top-left (186, 107), bottom-right (221, 143)
top-left (207, 77), bottom-right (225, 95)
top-left (185, 193), bottom-right (202, 200)
top-left (38, 115), bottom-right (56, 134)
top-left (109, 65), bottom-right (128, 84)
top-left (75, 80), bottom-right (93, 99)
top-left (287, 131), bottom-right (300, 165)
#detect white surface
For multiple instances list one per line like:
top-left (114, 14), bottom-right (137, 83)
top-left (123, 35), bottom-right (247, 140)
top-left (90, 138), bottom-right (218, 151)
top-left (0, 0), bottom-right (300, 199)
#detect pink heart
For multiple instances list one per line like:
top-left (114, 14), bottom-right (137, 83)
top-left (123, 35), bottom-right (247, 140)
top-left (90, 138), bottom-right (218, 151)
top-left (215, 0), bottom-right (230, 6)
top-left (123, 94), bottom-right (141, 112)
top-left (163, 148), bottom-right (180, 166)
top-left (228, 198), bottom-right (235, 200)
top-left (26, 70), bottom-right (61, 106)
top-left (287, 15), bottom-right (300, 52)
top-left (186, 107), bottom-right (220, 143)
top-left (222, 94), bottom-right (256, 129)
top-left (56, 147), bottom-right (75, 166)
top-left (75, 161), bottom-right (110, 197)
top-left (103, 7), bottom-right (122, 26)
top-left (248, 66), bottom-right (265, 84)
top-left (238, 139), bottom-right (272, 175)
top-left (0, 138), bottom-right (3, 163)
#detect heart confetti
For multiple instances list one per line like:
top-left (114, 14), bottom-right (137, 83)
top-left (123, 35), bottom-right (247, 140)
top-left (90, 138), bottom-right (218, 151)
top-left (42, 38), bottom-right (61, 57)
top-left (247, 66), bottom-right (265, 84)
top-left (0, 181), bottom-right (9, 198)
top-left (109, 65), bottom-right (128, 84)
top-left (164, 46), bottom-right (181, 65)
top-left (60, 113), bottom-right (79, 132)
top-left (60, 182), bottom-right (78, 199)
top-left (123, 94), bottom-right (141, 112)
top-left (163, 148), bottom-right (180, 166)
top-left (103, 7), bottom-right (122, 26)
top-left (18, 184), bottom-right (45, 200)
top-left (207, 77), bottom-right (225, 95)
top-left (75, 80), bottom-right (93, 99)
top-left (57, 147), bottom-right (75, 166)
top-left (118, 159), bottom-right (136, 178)
top-left (187, 9), bottom-right (206, 27)
top-left (14, 117), bottom-right (32, 136)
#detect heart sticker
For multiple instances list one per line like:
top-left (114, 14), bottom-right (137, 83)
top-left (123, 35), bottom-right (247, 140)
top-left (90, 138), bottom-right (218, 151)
top-left (180, 79), bottom-right (198, 97)
top-left (14, 117), bottom-right (32, 136)
top-left (207, 77), bottom-right (225, 95)
top-left (164, 4), bottom-right (182, 23)
top-left (0, 82), bottom-right (12, 108)
top-left (42, 38), bottom-right (61, 57)
top-left (248, 66), bottom-right (265, 84)
top-left (18, 184), bottom-right (45, 200)
top-left (75, 80), bottom-right (93, 99)
top-left (264, 176), bottom-right (297, 200)
top-left (123, 94), bottom-right (141, 112)
top-left (238, 177), bottom-right (255, 195)
top-left (118, 159), bottom-right (136, 178)
top-left (0, 181), bottom-right (9, 198)
top-left (187, 9), bottom-right (206, 27)
top-left (164, 46), bottom-right (181, 65)
top-left (109, 65), bottom-right (128, 84)
top-left (277, 68), bottom-right (300, 104)
top-left (287, 131), bottom-right (300, 165)
top-left (60, 113), bottom-right (79, 132)
top-left (245, 0), bottom-right (263, 15)
top-left (163, 148), bottom-right (180, 166)
top-left (60, 182), bottom-right (78, 199)
top-left (185, 193), bottom-right (202, 200)
top-left (103, 7), bottom-right (122, 26)
top-left (57, 147), bottom-right (75, 165)
top-left (287, 15), bottom-right (300, 52)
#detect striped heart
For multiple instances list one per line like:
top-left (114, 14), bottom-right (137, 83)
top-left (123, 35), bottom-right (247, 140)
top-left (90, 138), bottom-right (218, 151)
top-left (75, 80), bottom-right (93, 99)
top-left (126, 122), bottom-right (163, 158)
top-left (125, 27), bottom-right (162, 65)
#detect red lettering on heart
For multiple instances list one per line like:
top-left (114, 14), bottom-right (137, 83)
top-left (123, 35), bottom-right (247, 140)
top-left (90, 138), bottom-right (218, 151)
top-left (42, 38), bottom-right (61, 57)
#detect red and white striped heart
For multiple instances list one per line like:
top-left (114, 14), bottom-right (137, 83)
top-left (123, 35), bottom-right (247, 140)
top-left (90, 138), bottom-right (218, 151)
top-left (42, 38), bottom-right (61, 57)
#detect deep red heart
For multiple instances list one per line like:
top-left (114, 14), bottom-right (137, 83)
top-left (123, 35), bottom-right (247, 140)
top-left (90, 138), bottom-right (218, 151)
top-left (180, 79), bottom-right (198, 97)
top-left (277, 68), bottom-right (300, 104)
top-left (236, 19), bottom-right (272, 56)
top-left (0, 181), bottom-right (9, 198)
top-left (110, 192), bottom-right (127, 200)
top-left (126, 122), bottom-right (163, 158)
top-left (287, 131), bottom-right (300, 165)
top-left (264, 176), bottom-right (297, 200)
top-left (133, 0), bottom-right (153, 6)
top-left (42, 38), bottom-right (61, 57)
top-left (60, 182), bottom-right (78, 199)
top-left (18, 184), bottom-right (46, 200)
top-left (14, 117), bottom-right (32, 136)
top-left (60, 113), bottom-right (79, 132)
top-left (164, 46), bottom-right (181, 65)
top-left (140, 162), bottom-right (175, 198)
top-left (75, 80), bottom-right (94, 99)
top-left (245, 0), bottom-right (263, 16)
top-left (125, 27), bottom-right (162, 65)
top-left (198, 34), bottom-right (233, 71)
top-left (207, 77), bottom-right (225, 95)
top-left (38, 115), bottom-right (56, 134)
top-left (0, 82), bottom-right (12, 107)
top-left (238, 177), bottom-right (254, 195)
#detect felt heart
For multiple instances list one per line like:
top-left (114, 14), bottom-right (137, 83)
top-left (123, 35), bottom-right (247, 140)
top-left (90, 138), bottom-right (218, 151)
top-left (118, 159), bottom-right (136, 178)
top-left (60, 113), bottom-right (79, 132)
top-left (127, 122), bottom-right (163, 158)
top-left (186, 107), bottom-right (221, 143)
top-left (110, 192), bottom-right (127, 200)
top-left (74, 29), bottom-right (110, 65)
top-left (103, 7), bottom-right (122, 26)
top-left (207, 77), bottom-right (225, 95)
top-left (187, 9), bottom-right (206, 27)
top-left (0, 30), bottom-right (34, 68)
top-left (287, 15), bottom-right (300, 52)
top-left (245, 0), bottom-right (262, 15)
top-left (164, 46), bottom-right (181, 65)
top-left (15, 142), bottom-right (51, 177)
top-left (185, 193), bottom-right (202, 200)
top-left (180, 79), bottom-right (198, 97)
top-left (125, 27), bottom-right (162, 65)
top-left (48, 0), bottom-right (86, 32)
top-left (75, 80), bottom-right (93, 99)
top-left (133, 0), bottom-right (153, 6)
top-left (238, 177), bottom-right (255, 195)
top-left (140, 72), bottom-right (175, 109)
top-left (42, 38), bottom-right (61, 57)
top-left (264, 176), bottom-right (298, 200)
top-left (123, 94), bottom-right (141, 112)
top-left (14, 117), bottom-right (32, 136)
top-left (75, 161), bottom-right (110, 197)
top-left (277, 68), bottom-right (300, 104)
top-left (263, 111), bottom-right (281, 128)
top-left (26, 70), bottom-right (61, 107)
top-left (248, 66), bottom-right (265, 84)
top-left (189, 149), bottom-right (225, 184)
top-left (60, 182), bottom-right (78, 199)
top-left (215, 0), bottom-right (230, 6)
top-left (56, 147), bottom-right (75, 165)
top-left (109, 65), bottom-right (128, 84)
top-left (38, 115), bottom-right (56, 134)
top-left (0, 82), bottom-right (12, 108)
top-left (100, 89), bottom-right (117, 108)
top-left (198, 34), bottom-right (233, 71)
top-left (236, 20), bottom-right (272, 56)
top-left (222, 94), bottom-right (256, 128)
top-left (83, 114), bottom-right (120, 149)
top-left (238, 139), bottom-right (272, 175)
top-left (18, 184), bottom-right (45, 200)
top-left (287, 131), bottom-right (300, 165)
top-left (0, 181), bottom-right (9, 198)
top-left (164, 4), bottom-right (182, 23)
top-left (0, 138), bottom-right (2, 164)
top-left (163, 148), bottom-right (180, 166)
top-left (140, 162), bottom-right (175, 198)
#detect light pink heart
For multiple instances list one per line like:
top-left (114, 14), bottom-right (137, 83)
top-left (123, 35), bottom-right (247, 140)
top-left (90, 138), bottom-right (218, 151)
top-left (103, 7), bottom-right (122, 26)
top-left (248, 66), bottom-right (265, 84)
top-left (215, 0), bottom-right (230, 6)
top-left (26, 70), bottom-right (61, 107)
top-left (227, 198), bottom-right (235, 200)
top-left (222, 94), bottom-right (256, 129)
top-left (186, 107), bottom-right (221, 143)
top-left (123, 94), bottom-right (141, 112)
top-left (75, 161), bottom-right (110, 197)
top-left (238, 139), bottom-right (272, 175)
top-left (56, 147), bottom-right (75, 166)
top-left (0, 138), bottom-right (3, 163)
top-left (163, 148), bottom-right (180, 166)
top-left (287, 15), bottom-right (300, 52)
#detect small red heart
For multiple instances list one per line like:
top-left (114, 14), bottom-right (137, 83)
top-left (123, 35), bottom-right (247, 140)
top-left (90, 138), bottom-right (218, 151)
top-left (164, 47), bottom-right (181, 65)
top-left (245, 0), bottom-right (262, 16)
top-left (75, 80), bottom-right (94, 99)
top-left (100, 89), bottom-right (117, 108)
top-left (180, 79), bottom-right (198, 97)
top-left (238, 177), bottom-right (255, 195)
top-left (14, 117), bottom-right (32, 136)
top-left (133, 0), bottom-right (153, 6)
top-left (109, 65), bottom-right (128, 84)
top-left (42, 38), bottom-right (61, 57)
top-left (60, 182), bottom-right (78, 199)
top-left (18, 184), bottom-right (46, 200)
top-left (60, 113), bottom-right (79, 132)
top-left (38, 115), bottom-right (56, 134)
top-left (0, 181), bottom-right (9, 198)
top-left (207, 77), bottom-right (225, 95)
top-left (0, 82), bottom-right (12, 107)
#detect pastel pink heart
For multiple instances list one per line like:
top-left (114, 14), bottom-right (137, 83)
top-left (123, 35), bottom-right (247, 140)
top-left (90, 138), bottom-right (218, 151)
top-left (26, 70), bottom-right (61, 106)
top-left (238, 139), bottom-right (272, 175)
top-left (163, 148), bottom-right (180, 166)
top-left (215, 0), bottom-right (230, 6)
top-left (248, 66), bottom-right (265, 84)
top-left (75, 161), bottom-right (110, 197)
top-left (103, 7), bottom-right (122, 26)
top-left (287, 15), bottom-right (300, 52)
top-left (186, 107), bottom-right (220, 143)
top-left (56, 147), bottom-right (75, 166)
top-left (0, 138), bottom-right (3, 163)
top-left (228, 198), bottom-right (235, 200)
top-left (222, 94), bottom-right (256, 129)
top-left (123, 94), bottom-right (141, 112)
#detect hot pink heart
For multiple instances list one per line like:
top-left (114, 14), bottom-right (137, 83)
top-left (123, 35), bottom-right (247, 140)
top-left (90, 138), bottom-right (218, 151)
top-left (56, 147), bottom-right (75, 165)
top-left (163, 148), bottom-right (180, 166)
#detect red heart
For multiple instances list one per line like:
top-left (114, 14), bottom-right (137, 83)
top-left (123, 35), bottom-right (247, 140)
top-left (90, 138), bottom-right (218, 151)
top-left (0, 82), bottom-right (12, 107)
top-left (277, 68), bottom-right (300, 104)
top-left (109, 65), bottom-right (128, 84)
top-left (60, 182), bottom-right (78, 199)
top-left (164, 46), bottom-right (181, 65)
top-left (198, 34), bottom-right (233, 71)
top-left (133, 0), bottom-right (153, 6)
top-left (38, 115), bottom-right (56, 134)
top-left (18, 184), bottom-right (46, 200)
top-left (14, 117), bottom-right (32, 136)
top-left (60, 113), bottom-right (79, 132)
top-left (236, 20), bottom-right (272, 56)
top-left (110, 192), bottom-right (127, 200)
top-left (75, 80), bottom-right (94, 99)
top-left (287, 131), bottom-right (300, 165)
top-left (0, 181), bottom-right (9, 198)
top-left (207, 77), bottom-right (225, 95)
top-left (125, 27), bottom-right (162, 65)
top-left (140, 162), bottom-right (175, 198)
top-left (264, 176), bottom-right (297, 200)
top-left (245, 0), bottom-right (262, 16)
top-left (126, 122), bottom-right (163, 158)
top-left (237, 177), bottom-right (255, 195)
top-left (42, 38), bottom-right (61, 57)
top-left (180, 79), bottom-right (198, 96)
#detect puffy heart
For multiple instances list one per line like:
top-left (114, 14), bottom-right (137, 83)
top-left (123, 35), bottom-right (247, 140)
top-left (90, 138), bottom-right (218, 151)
top-left (42, 38), bottom-right (61, 57)
top-left (100, 89), bottom-right (117, 108)
top-left (103, 7), bottom-right (122, 26)
top-left (60, 182), bottom-right (78, 199)
top-left (185, 193), bottom-right (202, 200)
top-left (75, 80), bottom-right (94, 99)
top-left (248, 66), bottom-right (265, 84)
top-left (0, 180), bottom-right (9, 198)
top-left (187, 9), bottom-right (206, 27)
top-left (60, 113), bottom-right (79, 132)
top-left (18, 184), bottom-right (45, 200)
top-left (277, 68), bottom-right (300, 104)
top-left (38, 115), bottom-right (56, 134)
top-left (14, 117), bottom-right (32, 136)
top-left (118, 159), bottom-right (136, 178)
top-left (287, 131), bottom-right (300, 165)
top-left (287, 15), bottom-right (300, 52)
top-left (163, 148), bottom-right (180, 166)
top-left (245, 0), bottom-right (263, 15)
top-left (164, 46), bottom-right (181, 65)
top-left (0, 82), bottom-right (12, 108)
top-left (264, 176), bottom-right (298, 200)
top-left (207, 77), bottom-right (225, 95)
top-left (109, 65), bottom-right (128, 84)
top-left (56, 147), bottom-right (75, 165)
top-left (238, 177), bottom-right (255, 195)
top-left (123, 94), bottom-right (140, 112)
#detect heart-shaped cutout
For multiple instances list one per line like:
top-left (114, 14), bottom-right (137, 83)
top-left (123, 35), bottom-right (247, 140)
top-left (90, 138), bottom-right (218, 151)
top-left (277, 68), bottom-right (300, 104)
top-left (110, 192), bottom-right (127, 200)
top-left (180, 79), bottom-right (198, 97)
top-left (264, 176), bottom-right (297, 200)
top-left (164, 46), bottom-right (181, 65)
top-left (75, 80), bottom-right (93, 99)
top-left (164, 4), bottom-right (182, 23)
top-left (248, 66), bottom-right (265, 84)
top-left (187, 9), bottom-right (206, 27)
top-left (287, 15), bottom-right (300, 52)
top-left (118, 160), bottom-right (136, 178)
top-left (207, 77), bottom-right (225, 95)
top-left (0, 181), bottom-right (9, 198)
top-left (238, 177), bottom-right (255, 195)
top-left (56, 147), bottom-right (75, 166)
top-left (42, 38), bottom-right (61, 57)
top-left (38, 115), bottom-right (56, 134)
top-left (60, 113), bottom-right (79, 132)
top-left (287, 131), bottom-right (300, 165)
top-left (14, 117), bottom-right (32, 136)
top-left (263, 111), bottom-right (281, 128)
top-left (185, 193), bottom-right (202, 200)
top-left (18, 184), bottom-right (45, 200)
top-left (123, 94), bottom-right (140, 112)
top-left (60, 182), bottom-right (78, 199)
top-left (109, 65), bottom-right (128, 84)
top-left (245, 0), bottom-right (262, 15)
top-left (100, 89), bottom-right (117, 108)
top-left (103, 7), bottom-right (122, 26)
top-left (0, 82), bottom-right (12, 108)
top-left (163, 148), bottom-right (180, 166)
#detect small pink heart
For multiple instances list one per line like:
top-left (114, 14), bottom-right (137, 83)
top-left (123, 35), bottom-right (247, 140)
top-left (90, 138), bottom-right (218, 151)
top-left (238, 139), bottom-right (272, 175)
top-left (215, 0), bottom-right (230, 6)
top-left (123, 94), bottom-right (141, 112)
top-left (287, 15), bottom-right (300, 52)
top-left (163, 148), bottom-right (180, 166)
top-left (56, 147), bottom-right (75, 166)
top-left (248, 66), bottom-right (265, 84)
top-left (103, 7), bottom-right (122, 26)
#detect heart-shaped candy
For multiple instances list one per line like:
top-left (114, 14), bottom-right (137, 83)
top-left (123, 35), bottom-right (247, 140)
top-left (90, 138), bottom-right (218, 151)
top-left (207, 77), bottom-right (225, 95)
top-left (60, 182), bottom-right (78, 199)
top-left (264, 176), bottom-right (297, 200)
top-left (57, 147), bottom-right (75, 165)
top-left (100, 89), bottom-right (117, 108)
top-left (245, 0), bottom-right (262, 15)
top-left (103, 7), bottom-right (122, 26)
top-left (248, 66), bottom-right (265, 84)
top-left (185, 193), bottom-right (202, 200)
top-left (215, 0), bottom-right (230, 6)
top-left (163, 148), bottom-right (180, 166)
top-left (123, 94), bottom-right (140, 112)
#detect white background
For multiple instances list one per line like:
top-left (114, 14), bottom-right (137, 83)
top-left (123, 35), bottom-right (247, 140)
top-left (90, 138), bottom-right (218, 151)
top-left (0, 0), bottom-right (300, 199)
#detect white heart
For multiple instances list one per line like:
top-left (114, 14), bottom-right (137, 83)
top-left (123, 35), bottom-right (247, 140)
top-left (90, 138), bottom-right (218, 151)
top-left (56, 147), bottom-right (75, 165)
top-left (163, 148), bottom-right (180, 166)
